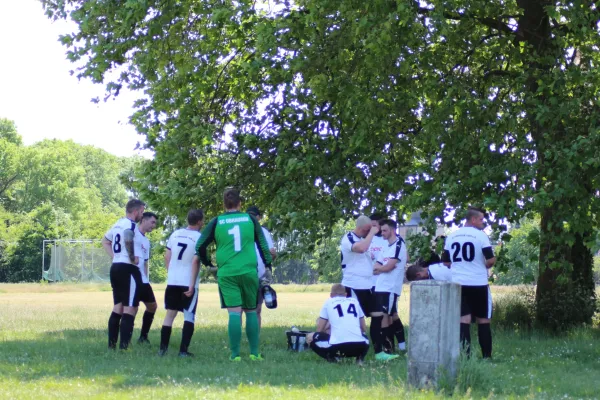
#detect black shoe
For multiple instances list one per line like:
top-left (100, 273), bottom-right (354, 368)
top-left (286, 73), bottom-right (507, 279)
top-left (138, 336), bottom-right (150, 345)
top-left (158, 348), bottom-right (168, 357)
top-left (178, 351), bottom-right (194, 357)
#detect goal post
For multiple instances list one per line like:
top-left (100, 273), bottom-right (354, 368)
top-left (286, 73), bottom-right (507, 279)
top-left (42, 239), bottom-right (112, 283)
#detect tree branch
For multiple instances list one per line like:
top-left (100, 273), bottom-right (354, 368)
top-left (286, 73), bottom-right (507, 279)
top-left (416, 6), bottom-right (518, 36)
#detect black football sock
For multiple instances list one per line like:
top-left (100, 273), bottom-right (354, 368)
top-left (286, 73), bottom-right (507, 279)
top-left (478, 323), bottom-right (492, 358)
top-left (180, 321), bottom-right (195, 353)
top-left (392, 318), bottom-right (406, 345)
top-left (370, 316), bottom-right (384, 354)
top-left (140, 311), bottom-right (155, 339)
top-left (160, 325), bottom-right (172, 352)
top-left (119, 314), bottom-right (135, 350)
top-left (385, 325), bottom-right (396, 349)
top-left (460, 323), bottom-right (471, 357)
top-left (108, 312), bottom-right (122, 349)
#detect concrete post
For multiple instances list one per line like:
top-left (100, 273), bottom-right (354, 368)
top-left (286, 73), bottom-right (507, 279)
top-left (408, 280), bottom-right (461, 389)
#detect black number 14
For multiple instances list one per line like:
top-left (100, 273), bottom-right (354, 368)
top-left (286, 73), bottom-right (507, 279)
top-left (334, 303), bottom-right (358, 318)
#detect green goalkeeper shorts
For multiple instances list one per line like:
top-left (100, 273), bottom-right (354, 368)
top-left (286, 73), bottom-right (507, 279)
top-left (218, 272), bottom-right (259, 310)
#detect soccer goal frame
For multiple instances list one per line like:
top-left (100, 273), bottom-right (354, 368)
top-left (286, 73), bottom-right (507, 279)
top-left (42, 239), bottom-right (109, 283)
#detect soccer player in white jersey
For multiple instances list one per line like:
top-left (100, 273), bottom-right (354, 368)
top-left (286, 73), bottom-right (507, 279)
top-left (306, 284), bottom-right (369, 364)
top-left (247, 206), bottom-right (277, 328)
top-left (159, 209), bottom-right (204, 357)
top-left (134, 212), bottom-right (158, 344)
top-left (442, 207), bottom-right (496, 358)
top-left (368, 213), bottom-right (387, 290)
top-left (372, 219), bottom-right (406, 360)
top-left (102, 199), bottom-right (145, 350)
top-left (340, 215), bottom-right (379, 318)
top-left (406, 262), bottom-right (452, 282)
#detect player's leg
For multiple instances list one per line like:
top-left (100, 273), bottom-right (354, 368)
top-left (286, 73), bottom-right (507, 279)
top-left (138, 284), bottom-right (157, 344)
top-left (108, 263), bottom-right (123, 349)
top-left (256, 287), bottom-right (264, 329)
top-left (219, 275), bottom-right (244, 360)
top-left (241, 272), bottom-right (261, 359)
top-left (308, 333), bottom-right (336, 362)
top-left (460, 286), bottom-right (473, 356)
top-left (389, 294), bottom-right (405, 351)
top-left (159, 285), bottom-right (183, 356)
top-left (474, 285), bottom-right (493, 358)
top-left (179, 286), bottom-right (199, 357)
top-left (119, 266), bottom-right (141, 350)
top-left (371, 291), bottom-right (399, 361)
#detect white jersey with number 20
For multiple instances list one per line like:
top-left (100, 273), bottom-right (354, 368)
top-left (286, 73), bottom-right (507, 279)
top-left (445, 227), bottom-right (493, 286)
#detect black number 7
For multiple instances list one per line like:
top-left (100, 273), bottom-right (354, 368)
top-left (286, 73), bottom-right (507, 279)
top-left (177, 243), bottom-right (188, 260)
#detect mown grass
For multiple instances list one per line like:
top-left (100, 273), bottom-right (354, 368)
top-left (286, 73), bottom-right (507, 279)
top-left (0, 284), bottom-right (599, 399)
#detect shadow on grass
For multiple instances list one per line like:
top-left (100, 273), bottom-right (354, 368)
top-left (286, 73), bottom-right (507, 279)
top-left (0, 325), bottom-right (408, 390)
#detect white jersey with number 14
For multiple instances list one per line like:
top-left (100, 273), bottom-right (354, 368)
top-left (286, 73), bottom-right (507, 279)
top-left (319, 296), bottom-right (368, 345)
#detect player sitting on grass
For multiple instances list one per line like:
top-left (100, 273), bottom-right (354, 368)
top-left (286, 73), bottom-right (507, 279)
top-left (306, 284), bottom-right (369, 365)
top-left (159, 209), bottom-right (204, 357)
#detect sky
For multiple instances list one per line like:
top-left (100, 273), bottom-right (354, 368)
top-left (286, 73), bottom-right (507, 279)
top-left (0, 0), bottom-right (144, 157)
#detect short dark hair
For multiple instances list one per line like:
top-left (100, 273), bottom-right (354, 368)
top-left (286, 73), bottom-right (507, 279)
top-left (246, 205), bottom-right (261, 217)
top-left (369, 213), bottom-right (386, 221)
top-left (223, 187), bottom-right (241, 209)
top-left (142, 212), bottom-right (158, 221)
top-left (406, 265), bottom-right (421, 282)
top-left (380, 218), bottom-right (397, 229)
top-left (466, 207), bottom-right (485, 222)
top-left (126, 199), bottom-right (145, 214)
top-left (187, 209), bottom-right (204, 226)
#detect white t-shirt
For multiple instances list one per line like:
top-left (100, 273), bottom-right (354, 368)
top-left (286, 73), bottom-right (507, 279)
top-left (428, 263), bottom-right (452, 281)
top-left (134, 228), bottom-right (151, 284)
top-left (375, 237), bottom-right (407, 295)
top-left (104, 217), bottom-right (137, 265)
top-left (319, 296), bottom-right (368, 345)
top-left (444, 226), bottom-right (494, 286)
top-left (369, 235), bottom-right (387, 287)
top-left (340, 232), bottom-right (373, 290)
top-left (166, 228), bottom-right (201, 286)
top-left (255, 226), bottom-right (274, 279)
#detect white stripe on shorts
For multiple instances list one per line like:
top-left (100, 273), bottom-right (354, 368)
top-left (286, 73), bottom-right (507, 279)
top-left (388, 293), bottom-right (394, 314)
top-left (487, 286), bottom-right (493, 319)
top-left (129, 275), bottom-right (137, 306)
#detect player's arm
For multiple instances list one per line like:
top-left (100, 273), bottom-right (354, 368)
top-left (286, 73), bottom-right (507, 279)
top-left (481, 234), bottom-right (496, 268)
top-left (164, 249), bottom-right (172, 271)
top-left (265, 230), bottom-right (277, 261)
top-left (253, 217), bottom-right (273, 267)
top-left (101, 236), bottom-right (113, 258)
top-left (316, 317), bottom-right (328, 333)
top-left (351, 226), bottom-right (379, 253)
top-left (144, 260), bottom-right (149, 279)
top-left (375, 257), bottom-right (397, 273)
top-left (196, 218), bottom-right (218, 267)
top-left (123, 229), bottom-right (136, 264)
top-left (185, 256), bottom-right (200, 297)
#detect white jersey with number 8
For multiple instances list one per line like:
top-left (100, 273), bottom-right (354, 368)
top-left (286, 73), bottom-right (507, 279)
top-left (104, 218), bottom-right (137, 265)
top-left (319, 296), bottom-right (368, 345)
top-left (166, 229), bottom-right (201, 286)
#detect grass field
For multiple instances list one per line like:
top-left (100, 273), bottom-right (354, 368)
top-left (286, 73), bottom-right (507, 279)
top-left (0, 283), bottom-right (599, 399)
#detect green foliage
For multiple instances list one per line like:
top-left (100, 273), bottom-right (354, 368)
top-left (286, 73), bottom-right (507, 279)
top-left (41, 0), bottom-right (600, 327)
top-left (494, 220), bottom-right (540, 285)
top-left (493, 287), bottom-right (536, 331)
top-left (308, 220), bottom-right (353, 283)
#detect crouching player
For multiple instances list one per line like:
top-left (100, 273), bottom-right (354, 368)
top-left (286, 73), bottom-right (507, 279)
top-left (306, 284), bottom-right (369, 364)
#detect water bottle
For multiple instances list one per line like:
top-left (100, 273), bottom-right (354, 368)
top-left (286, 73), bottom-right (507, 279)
top-left (298, 336), bottom-right (306, 351)
top-left (264, 286), bottom-right (274, 308)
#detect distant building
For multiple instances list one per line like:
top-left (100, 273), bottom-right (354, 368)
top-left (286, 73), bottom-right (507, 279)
top-left (397, 211), bottom-right (446, 239)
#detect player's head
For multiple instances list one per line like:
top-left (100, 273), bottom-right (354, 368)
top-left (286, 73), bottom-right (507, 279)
top-left (406, 265), bottom-right (429, 281)
top-left (465, 207), bottom-right (486, 230)
top-left (369, 213), bottom-right (385, 235)
top-left (187, 209), bottom-right (204, 229)
top-left (354, 215), bottom-right (372, 238)
top-left (126, 199), bottom-right (146, 222)
top-left (223, 187), bottom-right (241, 210)
top-left (330, 283), bottom-right (347, 298)
top-left (247, 205), bottom-right (261, 221)
top-left (380, 219), bottom-right (398, 240)
top-left (140, 212), bottom-right (158, 233)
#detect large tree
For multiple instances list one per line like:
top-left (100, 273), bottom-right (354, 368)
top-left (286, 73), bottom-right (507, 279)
top-left (42, 0), bottom-right (600, 329)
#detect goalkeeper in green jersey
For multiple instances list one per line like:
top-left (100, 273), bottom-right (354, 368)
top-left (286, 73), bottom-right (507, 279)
top-left (195, 187), bottom-right (273, 361)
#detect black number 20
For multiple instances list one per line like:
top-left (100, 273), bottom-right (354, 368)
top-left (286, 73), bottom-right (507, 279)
top-left (451, 242), bottom-right (475, 262)
top-left (334, 303), bottom-right (358, 318)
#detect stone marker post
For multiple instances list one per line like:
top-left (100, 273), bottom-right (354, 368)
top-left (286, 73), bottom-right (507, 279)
top-left (408, 280), bottom-right (461, 389)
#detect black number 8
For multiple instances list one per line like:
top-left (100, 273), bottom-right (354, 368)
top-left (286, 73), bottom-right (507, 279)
top-left (113, 234), bottom-right (122, 253)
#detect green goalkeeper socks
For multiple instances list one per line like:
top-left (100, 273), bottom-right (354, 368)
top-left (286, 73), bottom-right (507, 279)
top-left (228, 311), bottom-right (242, 358)
top-left (245, 310), bottom-right (260, 356)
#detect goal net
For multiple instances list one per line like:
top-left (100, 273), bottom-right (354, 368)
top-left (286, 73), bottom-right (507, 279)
top-left (42, 240), bottom-right (112, 283)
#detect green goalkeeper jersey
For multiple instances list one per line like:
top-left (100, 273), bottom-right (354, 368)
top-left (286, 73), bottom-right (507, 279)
top-left (196, 211), bottom-right (273, 277)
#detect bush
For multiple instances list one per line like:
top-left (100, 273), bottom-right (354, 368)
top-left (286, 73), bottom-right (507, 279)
top-left (492, 286), bottom-right (536, 331)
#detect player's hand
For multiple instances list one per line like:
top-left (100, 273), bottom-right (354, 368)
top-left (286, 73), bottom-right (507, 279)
top-left (184, 287), bottom-right (195, 297)
top-left (369, 226), bottom-right (379, 236)
top-left (260, 268), bottom-right (273, 286)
